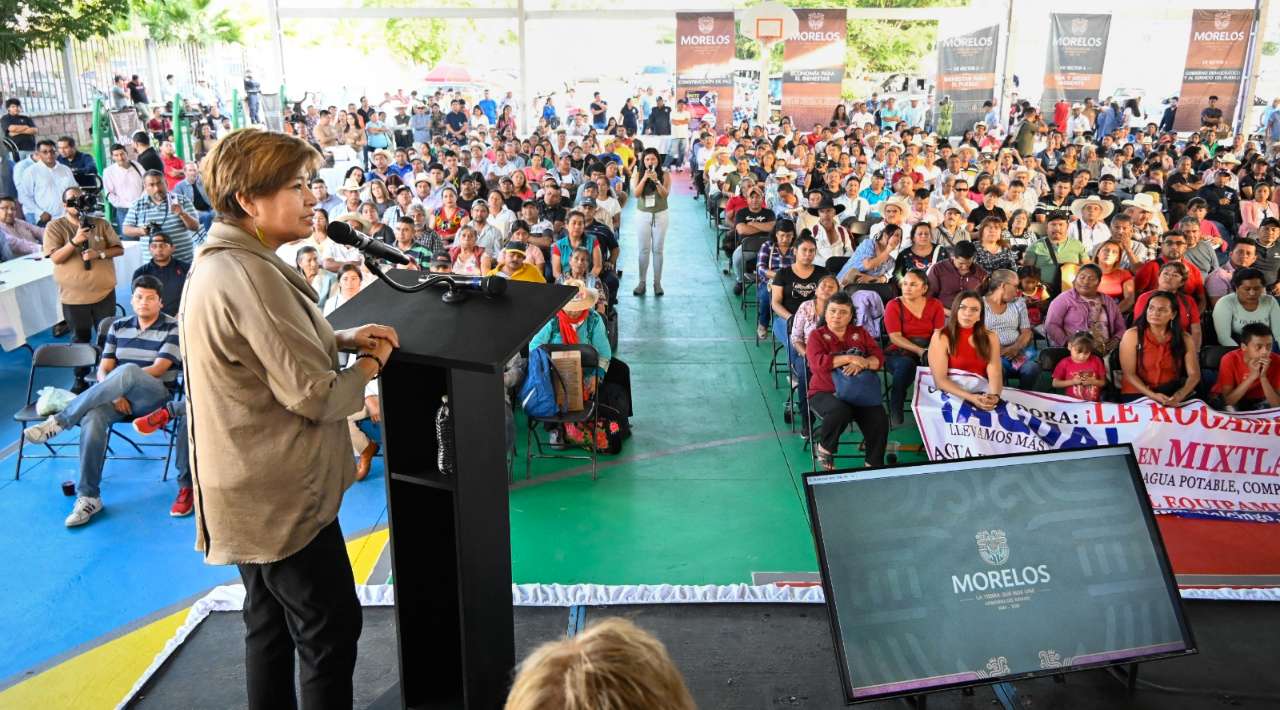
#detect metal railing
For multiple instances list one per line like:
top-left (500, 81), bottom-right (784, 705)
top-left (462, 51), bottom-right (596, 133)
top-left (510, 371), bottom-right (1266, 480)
top-left (0, 36), bottom-right (246, 116)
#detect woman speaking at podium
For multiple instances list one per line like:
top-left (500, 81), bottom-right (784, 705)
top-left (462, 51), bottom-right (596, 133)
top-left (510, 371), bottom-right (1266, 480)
top-left (181, 128), bottom-right (398, 709)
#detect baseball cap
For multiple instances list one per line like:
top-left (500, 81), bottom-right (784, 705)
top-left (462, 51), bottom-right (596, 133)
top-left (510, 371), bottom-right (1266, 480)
top-left (580, 197), bottom-right (597, 208)
top-left (1260, 217), bottom-right (1280, 228)
top-left (1046, 210), bottom-right (1071, 223)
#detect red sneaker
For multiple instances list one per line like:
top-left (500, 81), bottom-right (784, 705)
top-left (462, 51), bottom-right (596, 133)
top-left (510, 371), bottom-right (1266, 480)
top-left (170, 487), bottom-right (194, 517)
top-left (133, 406), bottom-right (171, 435)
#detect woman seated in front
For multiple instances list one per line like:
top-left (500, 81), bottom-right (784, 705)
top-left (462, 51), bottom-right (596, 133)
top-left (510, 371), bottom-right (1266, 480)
top-left (1118, 290), bottom-right (1200, 405)
top-left (927, 291), bottom-right (1004, 412)
top-left (883, 268), bottom-right (945, 427)
top-left (804, 291), bottom-right (890, 470)
top-left (789, 273), bottom-right (841, 434)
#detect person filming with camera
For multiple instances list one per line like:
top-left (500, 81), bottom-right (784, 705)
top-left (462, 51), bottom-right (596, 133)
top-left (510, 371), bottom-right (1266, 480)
top-left (42, 185), bottom-right (125, 389)
top-left (122, 169), bottom-right (199, 263)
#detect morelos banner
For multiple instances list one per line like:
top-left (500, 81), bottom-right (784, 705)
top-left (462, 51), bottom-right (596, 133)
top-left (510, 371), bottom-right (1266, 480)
top-left (911, 370), bottom-right (1280, 517)
top-left (936, 24), bottom-right (1000, 137)
top-left (675, 12), bottom-right (736, 132)
top-left (1041, 13), bottom-right (1111, 111)
top-left (782, 8), bottom-right (847, 131)
top-left (1173, 9), bottom-right (1255, 132)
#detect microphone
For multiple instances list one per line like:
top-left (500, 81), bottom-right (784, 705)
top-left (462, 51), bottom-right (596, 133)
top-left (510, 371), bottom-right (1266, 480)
top-left (419, 273), bottom-right (507, 298)
top-left (326, 220), bottom-right (412, 266)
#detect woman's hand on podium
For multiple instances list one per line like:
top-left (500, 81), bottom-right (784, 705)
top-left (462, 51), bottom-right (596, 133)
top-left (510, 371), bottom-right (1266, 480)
top-left (337, 323), bottom-right (400, 354)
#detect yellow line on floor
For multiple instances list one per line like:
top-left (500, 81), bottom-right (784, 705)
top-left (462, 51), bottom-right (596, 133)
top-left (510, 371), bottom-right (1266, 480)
top-left (0, 529), bottom-right (388, 710)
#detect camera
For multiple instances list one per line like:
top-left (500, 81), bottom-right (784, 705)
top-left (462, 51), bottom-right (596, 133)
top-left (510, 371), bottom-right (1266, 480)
top-left (66, 191), bottom-right (99, 215)
top-left (145, 222), bottom-right (164, 237)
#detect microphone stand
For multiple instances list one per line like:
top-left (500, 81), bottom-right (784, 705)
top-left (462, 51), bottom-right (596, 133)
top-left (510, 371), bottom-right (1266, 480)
top-left (363, 257), bottom-right (471, 303)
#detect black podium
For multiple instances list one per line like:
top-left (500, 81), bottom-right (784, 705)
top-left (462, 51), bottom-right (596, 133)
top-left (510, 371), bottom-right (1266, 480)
top-left (329, 270), bottom-right (574, 710)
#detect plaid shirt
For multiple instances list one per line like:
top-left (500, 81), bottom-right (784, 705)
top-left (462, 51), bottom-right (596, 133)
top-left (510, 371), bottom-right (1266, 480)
top-left (756, 241), bottom-right (795, 281)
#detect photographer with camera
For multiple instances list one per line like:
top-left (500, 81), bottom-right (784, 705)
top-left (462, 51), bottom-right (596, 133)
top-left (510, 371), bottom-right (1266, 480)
top-left (42, 185), bottom-right (124, 389)
top-left (123, 170), bottom-right (199, 263)
top-left (16, 139), bottom-right (78, 226)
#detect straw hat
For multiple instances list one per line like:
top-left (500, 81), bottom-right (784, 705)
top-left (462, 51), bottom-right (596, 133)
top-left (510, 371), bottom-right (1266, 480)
top-left (337, 212), bottom-right (371, 232)
top-left (774, 166), bottom-right (796, 181)
top-left (338, 177), bottom-right (363, 195)
top-left (1216, 152), bottom-right (1241, 165)
top-left (1121, 193), bottom-right (1160, 215)
top-left (881, 195), bottom-right (912, 213)
top-left (560, 279), bottom-right (600, 313)
top-left (371, 148), bottom-right (393, 161)
top-left (1070, 195), bottom-right (1114, 220)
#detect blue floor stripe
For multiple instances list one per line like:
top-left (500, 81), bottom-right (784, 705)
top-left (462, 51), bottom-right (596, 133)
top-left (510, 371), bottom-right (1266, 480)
top-left (566, 605), bottom-right (586, 638)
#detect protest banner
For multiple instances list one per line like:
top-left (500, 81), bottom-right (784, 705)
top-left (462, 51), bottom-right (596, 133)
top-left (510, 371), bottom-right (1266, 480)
top-left (911, 369), bottom-right (1280, 517)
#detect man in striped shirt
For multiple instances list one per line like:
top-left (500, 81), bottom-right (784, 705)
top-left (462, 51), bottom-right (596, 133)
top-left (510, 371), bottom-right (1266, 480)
top-left (122, 170), bottom-right (199, 263)
top-left (24, 275), bottom-right (191, 527)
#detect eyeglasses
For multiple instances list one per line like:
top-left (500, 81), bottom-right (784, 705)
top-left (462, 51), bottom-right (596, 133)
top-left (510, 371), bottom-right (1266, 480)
top-left (1163, 240), bottom-right (1187, 246)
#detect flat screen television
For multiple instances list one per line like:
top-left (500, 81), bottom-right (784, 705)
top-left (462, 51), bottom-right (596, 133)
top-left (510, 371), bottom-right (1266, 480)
top-left (804, 445), bottom-right (1196, 703)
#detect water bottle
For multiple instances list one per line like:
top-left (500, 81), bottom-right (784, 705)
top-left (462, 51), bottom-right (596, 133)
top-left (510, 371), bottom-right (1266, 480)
top-left (436, 395), bottom-right (455, 476)
top-left (886, 441), bottom-right (901, 466)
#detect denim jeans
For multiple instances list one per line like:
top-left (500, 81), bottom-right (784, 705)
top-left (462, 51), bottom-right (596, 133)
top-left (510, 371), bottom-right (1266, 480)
top-left (664, 138), bottom-right (688, 169)
top-left (113, 206), bottom-right (129, 235)
top-left (885, 353), bottom-right (921, 419)
top-left (54, 363), bottom-right (190, 498)
top-left (1001, 356), bottom-right (1042, 390)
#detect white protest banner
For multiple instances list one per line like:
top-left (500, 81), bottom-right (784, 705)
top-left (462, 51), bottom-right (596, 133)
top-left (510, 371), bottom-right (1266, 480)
top-left (911, 369), bottom-right (1280, 516)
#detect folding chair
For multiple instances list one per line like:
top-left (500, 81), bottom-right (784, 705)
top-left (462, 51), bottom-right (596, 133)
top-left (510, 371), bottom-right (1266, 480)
top-left (88, 316), bottom-right (181, 480)
top-left (769, 314), bottom-right (792, 387)
top-left (738, 234), bottom-right (769, 317)
top-left (795, 356), bottom-right (869, 471)
top-left (525, 344), bottom-right (604, 481)
top-left (12, 344), bottom-right (98, 480)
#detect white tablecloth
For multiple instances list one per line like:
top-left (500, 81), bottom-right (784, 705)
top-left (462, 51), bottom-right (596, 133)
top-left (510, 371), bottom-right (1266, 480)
top-left (0, 241), bottom-right (145, 351)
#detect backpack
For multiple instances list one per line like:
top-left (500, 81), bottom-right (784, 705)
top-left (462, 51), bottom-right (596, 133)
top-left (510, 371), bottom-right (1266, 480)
top-left (519, 348), bottom-right (561, 419)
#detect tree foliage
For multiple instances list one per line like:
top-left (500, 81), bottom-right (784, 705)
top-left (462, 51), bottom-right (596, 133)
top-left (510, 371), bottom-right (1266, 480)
top-left (364, 0), bottom-right (474, 67)
top-left (0, 0), bottom-right (130, 64)
top-left (735, 0), bottom-right (964, 79)
top-left (129, 0), bottom-right (242, 45)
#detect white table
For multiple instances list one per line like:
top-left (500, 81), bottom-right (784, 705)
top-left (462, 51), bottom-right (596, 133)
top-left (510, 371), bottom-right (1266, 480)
top-left (0, 242), bottom-right (145, 351)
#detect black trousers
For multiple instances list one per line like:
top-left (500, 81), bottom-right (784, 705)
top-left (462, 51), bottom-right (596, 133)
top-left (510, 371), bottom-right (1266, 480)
top-left (237, 519), bottom-right (362, 710)
top-left (809, 391), bottom-right (890, 467)
top-left (62, 294), bottom-right (117, 381)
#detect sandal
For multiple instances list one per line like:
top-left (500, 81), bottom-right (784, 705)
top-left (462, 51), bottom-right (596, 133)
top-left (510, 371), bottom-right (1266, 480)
top-left (815, 446), bottom-right (836, 471)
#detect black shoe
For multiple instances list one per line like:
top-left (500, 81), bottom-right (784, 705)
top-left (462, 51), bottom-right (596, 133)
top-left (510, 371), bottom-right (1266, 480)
top-left (52, 321), bottom-right (70, 337)
top-left (733, 283), bottom-right (743, 295)
top-left (654, 285), bottom-right (664, 296)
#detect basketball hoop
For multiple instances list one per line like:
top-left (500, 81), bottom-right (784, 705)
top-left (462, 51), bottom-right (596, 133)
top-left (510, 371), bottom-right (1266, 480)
top-left (739, 2), bottom-right (798, 46)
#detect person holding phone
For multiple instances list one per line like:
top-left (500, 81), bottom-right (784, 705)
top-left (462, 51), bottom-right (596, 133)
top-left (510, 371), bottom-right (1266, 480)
top-left (123, 170), bottom-right (199, 262)
top-left (629, 147), bottom-right (670, 296)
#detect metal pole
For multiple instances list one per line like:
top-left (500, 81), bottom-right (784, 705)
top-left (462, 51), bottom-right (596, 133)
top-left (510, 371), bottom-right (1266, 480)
top-left (996, 0), bottom-right (1016, 135)
top-left (173, 92), bottom-right (188, 160)
top-left (1239, 0), bottom-right (1271, 137)
top-left (518, 0), bottom-right (529, 135)
top-left (267, 0), bottom-right (287, 87)
top-left (232, 88), bottom-right (244, 129)
top-left (92, 97), bottom-right (113, 223)
top-left (61, 38), bottom-right (81, 111)
top-left (757, 41), bottom-right (772, 128)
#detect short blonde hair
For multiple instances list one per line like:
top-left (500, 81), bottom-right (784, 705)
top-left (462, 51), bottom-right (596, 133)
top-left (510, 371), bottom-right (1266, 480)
top-left (505, 617), bottom-right (696, 710)
top-left (202, 128), bottom-right (322, 219)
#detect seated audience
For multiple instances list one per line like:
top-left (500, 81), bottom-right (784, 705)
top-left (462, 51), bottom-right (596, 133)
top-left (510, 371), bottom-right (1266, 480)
top-left (449, 224), bottom-right (493, 275)
top-left (983, 269), bottom-right (1040, 389)
top-left (771, 235), bottom-right (827, 358)
top-left (927, 291), bottom-right (1003, 411)
top-left (804, 291), bottom-right (889, 470)
top-left (1022, 209), bottom-right (1087, 294)
top-left (23, 276), bottom-right (191, 525)
top-left (1213, 267), bottom-right (1280, 346)
top-left (927, 240), bottom-right (987, 314)
top-left (1094, 241), bottom-right (1135, 315)
top-left (295, 245), bottom-right (337, 310)
top-left (1134, 261), bottom-right (1203, 352)
top-left (895, 222), bottom-right (947, 281)
top-left (1118, 290), bottom-right (1200, 405)
top-left (490, 241), bottom-right (546, 283)
top-left (1213, 323), bottom-right (1280, 411)
top-left (1207, 238), bottom-right (1257, 307)
top-left (883, 269), bottom-right (945, 426)
top-left (323, 263), bottom-right (365, 317)
top-left (131, 231), bottom-right (188, 316)
top-left (752, 220), bottom-right (796, 337)
top-left (1051, 331), bottom-right (1107, 401)
top-left (840, 222), bottom-right (901, 286)
top-left (1044, 264), bottom-right (1125, 352)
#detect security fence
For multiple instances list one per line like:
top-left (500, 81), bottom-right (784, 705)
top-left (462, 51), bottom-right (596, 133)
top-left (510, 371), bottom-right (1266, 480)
top-left (0, 36), bottom-right (246, 116)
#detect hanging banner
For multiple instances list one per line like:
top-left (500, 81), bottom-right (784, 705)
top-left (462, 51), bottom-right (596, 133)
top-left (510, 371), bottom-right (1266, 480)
top-left (1173, 9), bottom-right (1255, 132)
top-left (1041, 13), bottom-right (1112, 112)
top-left (911, 370), bottom-right (1280, 518)
top-left (675, 12), bottom-right (736, 132)
top-left (781, 8), bottom-right (847, 131)
top-left (936, 24), bottom-right (1000, 137)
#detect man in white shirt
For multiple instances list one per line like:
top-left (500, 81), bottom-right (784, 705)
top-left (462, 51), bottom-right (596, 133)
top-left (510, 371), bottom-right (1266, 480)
top-left (1069, 195), bottom-right (1113, 251)
top-left (16, 139), bottom-right (78, 226)
top-left (469, 199), bottom-right (504, 258)
top-left (1066, 104), bottom-right (1092, 138)
top-left (665, 99), bottom-right (692, 171)
top-left (102, 143), bottom-right (145, 234)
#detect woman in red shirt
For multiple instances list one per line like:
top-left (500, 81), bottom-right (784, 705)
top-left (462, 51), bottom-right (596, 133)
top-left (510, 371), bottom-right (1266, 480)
top-left (927, 291), bottom-right (1003, 412)
top-left (1119, 291), bottom-right (1200, 405)
top-left (1095, 241), bottom-right (1135, 315)
top-left (805, 291), bottom-right (889, 470)
top-left (883, 268), bottom-right (946, 427)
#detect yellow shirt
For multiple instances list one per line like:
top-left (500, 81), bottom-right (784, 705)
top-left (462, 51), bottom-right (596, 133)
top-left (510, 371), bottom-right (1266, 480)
top-left (487, 262), bottom-right (545, 283)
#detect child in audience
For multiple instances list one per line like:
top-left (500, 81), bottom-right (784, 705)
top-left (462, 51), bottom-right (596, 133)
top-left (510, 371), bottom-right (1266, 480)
top-left (1213, 322), bottom-right (1280, 411)
top-left (505, 617), bottom-right (695, 710)
top-left (1018, 265), bottom-right (1050, 327)
top-left (1051, 332), bottom-right (1107, 401)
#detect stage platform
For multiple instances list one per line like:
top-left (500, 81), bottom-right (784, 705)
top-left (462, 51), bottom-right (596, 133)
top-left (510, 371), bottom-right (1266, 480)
top-left (127, 599), bottom-right (1277, 709)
